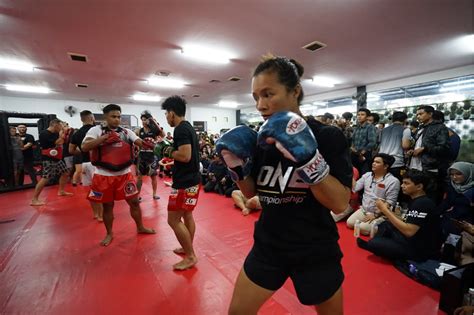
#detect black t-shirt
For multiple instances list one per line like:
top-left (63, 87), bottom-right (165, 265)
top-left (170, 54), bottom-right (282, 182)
top-left (251, 116), bottom-right (352, 264)
top-left (19, 133), bottom-right (35, 160)
top-left (405, 195), bottom-right (439, 255)
top-left (172, 121), bottom-right (201, 189)
top-left (138, 127), bottom-right (159, 156)
top-left (39, 130), bottom-right (59, 161)
top-left (70, 124), bottom-right (95, 163)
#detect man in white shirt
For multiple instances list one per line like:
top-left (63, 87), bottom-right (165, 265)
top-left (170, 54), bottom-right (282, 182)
top-left (347, 153), bottom-right (400, 235)
top-left (82, 104), bottom-right (156, 246)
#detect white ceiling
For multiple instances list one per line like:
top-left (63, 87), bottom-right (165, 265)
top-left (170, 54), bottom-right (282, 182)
top-left (0, 0), bottom-right (472, 109)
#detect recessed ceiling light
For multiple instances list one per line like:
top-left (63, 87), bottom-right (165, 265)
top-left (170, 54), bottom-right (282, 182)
top-left (181, 44), bottom-right (234, 64)
top-left (218, 101), bottom-right (239, 108)
top-left (5, 84), bottom-right (51, 94)
top-left (0, 58), bottom-right (35, 72)
top-left (148, 76), bottom-right (186, 89)
top-left (310, 76), bottom-right (339, 88)
top-left (132, 94), bottom-right (161, 102)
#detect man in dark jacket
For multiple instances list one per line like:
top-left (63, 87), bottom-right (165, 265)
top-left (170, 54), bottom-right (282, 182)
top-left (408, 105), bottom-right (450, 202)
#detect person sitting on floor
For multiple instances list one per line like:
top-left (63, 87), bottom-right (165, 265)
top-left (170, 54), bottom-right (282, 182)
top-left (347, 153), bottom-right (400, 235)
top-left (357, 170), bottom-right (441, 262)
top-left (203, 153), bottom-right (227, 194)
top-left (231, 190), bottom-right (262, 216)
top-left (439, 161), bottom-right (473, 239)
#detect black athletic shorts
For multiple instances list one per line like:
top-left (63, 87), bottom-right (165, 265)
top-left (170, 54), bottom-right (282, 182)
top-left (137, 153), bottom-right (158, 176)
top-left (243, 244), bottom-right (344, 305)
top-left (73, 154), bottom-right (83, 165)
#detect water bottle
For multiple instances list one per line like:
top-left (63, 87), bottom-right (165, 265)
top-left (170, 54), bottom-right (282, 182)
top-left (354, 220), bottom-right (361, 237)
top-left (463, 288), bottom-right (474, 306)
top-left (370, 223), bottom-right (379, 238)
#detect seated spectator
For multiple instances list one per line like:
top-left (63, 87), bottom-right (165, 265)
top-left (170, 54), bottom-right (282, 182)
top-left (439, 162), bottom-right (473, 238)
top-left (220, 171), bottom-right (237, 197)
top-left (357, 170), bottom-right (441, 262)
top-left (200, 153), bottom-right (211, 184)
top-left (332, 166), bottom-right (360, 222)
top-left (204, 154), bottom-right (227, 194)
top-left (165, 132), bottom-right (173, 141)
top-left (347, 153), bottom-right (400, 235)
top-left (232, 190), bottom-right (262, 216)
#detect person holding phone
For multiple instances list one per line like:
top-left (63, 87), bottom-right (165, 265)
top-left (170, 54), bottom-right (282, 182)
top-left (357, 170), bottom-right (441, 261)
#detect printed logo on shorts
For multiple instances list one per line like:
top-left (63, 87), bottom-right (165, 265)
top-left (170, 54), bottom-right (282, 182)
top-left (185, 198), bottom-right (197, 206)
top-left (286, 116), bottom-right (306, 135)
top-left (89, 190), bottom-right (103, 200)
top-left (185, 186), bottom-right (199, 196)
top-left (124, 181), bottom-right (138, 196)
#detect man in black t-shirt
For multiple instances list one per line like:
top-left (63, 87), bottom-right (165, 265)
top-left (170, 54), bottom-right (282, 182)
top-left (17, 124), bottom-right (37, 185)
top-left (135, 112), bottom-right (164, 201)
top-left (357, 169), bottom-right (440, 261)
top-left (69, 110), bottom-right (103, 221)
top-left (161, 96), bottom-right (200, 271)
top-left (31, 119), bottom-right (73, 206)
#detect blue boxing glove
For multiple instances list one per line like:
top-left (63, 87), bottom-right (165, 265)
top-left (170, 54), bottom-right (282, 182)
top-left (216, 126), bottom-right (257, 181)
top-left (258, 111), bottom-right (329, 185)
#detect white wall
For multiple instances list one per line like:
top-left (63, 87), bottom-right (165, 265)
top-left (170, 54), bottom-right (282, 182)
top-left (189, 107), bottom-right (236, 134)
top-left (0, 96), bottom-right (237, 135)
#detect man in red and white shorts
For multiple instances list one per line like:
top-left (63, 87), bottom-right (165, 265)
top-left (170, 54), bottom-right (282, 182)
top-left (82, 104), bottom-right (156, 246)
top-left (158, 96), bottom-right (201, 270)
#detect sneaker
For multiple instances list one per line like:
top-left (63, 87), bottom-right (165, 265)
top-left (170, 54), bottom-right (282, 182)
top-left (153, 195), bottom-right (160, 200)
top-left (138, 197), bottom-right (142, 202)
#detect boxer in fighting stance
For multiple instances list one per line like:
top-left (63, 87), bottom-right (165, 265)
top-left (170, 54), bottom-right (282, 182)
top-left (82, 104), bottom-right (155, 246)
top-left (31, 119), bottom-right (73, 206)
top-left (135, 111), bottom-right (164, 201)
top-left (156, 96), bottom-right (201, 270)
top-left (217, 56), bottom-right (352, 315)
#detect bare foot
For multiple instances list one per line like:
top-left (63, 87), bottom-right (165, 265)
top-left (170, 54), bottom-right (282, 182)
top-left (30, 199), bottom-right (45, 206)
top-left (173, 256), bottom-right (197, 270)
top-left (242, 208), bottom-right (250, 216)
top-left (137, 227), bottom-right (156, 234)
top-left (58, 191), bottom-right (73, 196)
top-left (173, 248), bottom-right (185, 255)
top-left (100, 234), bottom-right (113, 246)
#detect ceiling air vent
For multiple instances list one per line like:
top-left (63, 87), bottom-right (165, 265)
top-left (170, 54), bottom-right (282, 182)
top-left (68, 52), bottom-right (88, 62)
top-left (302, 40), bottom-right (326, 52)
top-left (155, 70), bottom-right (170, 76)
top-left (75, 83), bottom-right (88, 88)
top-left (209, 79), bottom-right (221, 83)
top-left (228, 76), bottom-right (241, 82)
